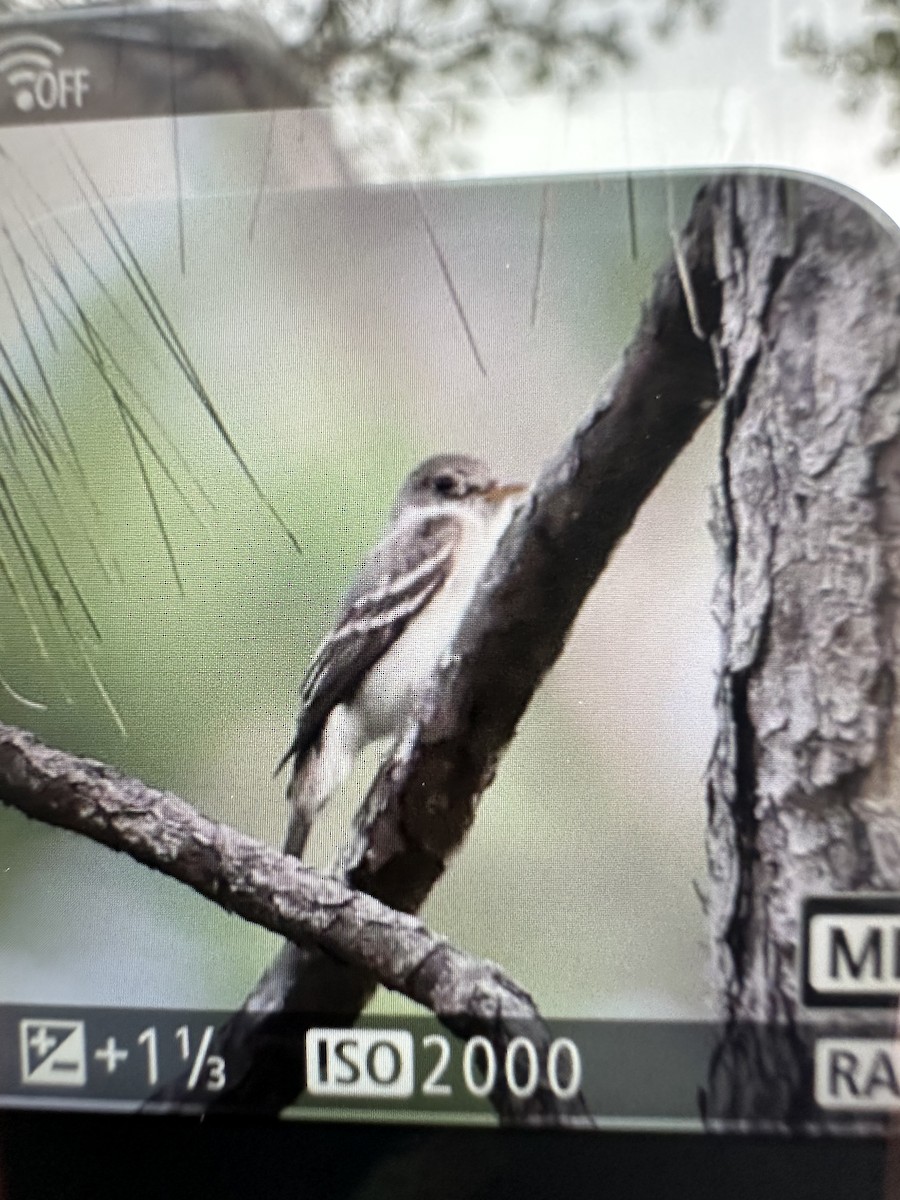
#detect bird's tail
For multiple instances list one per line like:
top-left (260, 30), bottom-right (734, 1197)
top-left (283, 756), bottom-right (327, 859)
top-left (282, 800), bottom-right (314, 859)
top-left (282, 711), bottom-right (358, 859)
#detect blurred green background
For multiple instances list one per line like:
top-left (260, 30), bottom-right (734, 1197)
top-left (0, 113), bottom-right (717, 1020)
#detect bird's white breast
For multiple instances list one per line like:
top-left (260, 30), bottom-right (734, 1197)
top-left (354, 501), bottom-right (514, 742)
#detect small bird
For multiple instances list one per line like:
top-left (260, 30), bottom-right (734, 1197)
top-left (278, 453), bottom-right (525, 858)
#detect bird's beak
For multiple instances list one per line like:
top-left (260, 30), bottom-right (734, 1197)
top-left (484, 482), bottom-right (527, 504)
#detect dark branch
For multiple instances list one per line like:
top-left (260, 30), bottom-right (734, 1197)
top-left (345, 183), bottom-right (722, 910)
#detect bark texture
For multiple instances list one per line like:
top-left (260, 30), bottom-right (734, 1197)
top-left (0, 722), bottom-right (588, 1123)
top-left (0, 723), bottom-right (535, 1018)
top-left (705, 176), bottom-right (900, 1125)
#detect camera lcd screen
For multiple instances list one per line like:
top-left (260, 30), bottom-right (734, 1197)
top-left (0, 6), bottom-right (898, 1138)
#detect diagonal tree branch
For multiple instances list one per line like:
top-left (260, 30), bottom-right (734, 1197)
top-left (0, 721), bottom-right (590, 1124)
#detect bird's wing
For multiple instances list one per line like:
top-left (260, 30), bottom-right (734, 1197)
top-left (278, 511), bottom-right (461, 773)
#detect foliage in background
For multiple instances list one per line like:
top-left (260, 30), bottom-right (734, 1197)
top-left (791, 0), bottom-right (900, 162)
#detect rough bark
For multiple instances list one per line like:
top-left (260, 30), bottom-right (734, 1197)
top-left (0, 722), bottom-right (589, 1124)
top-left (705, 175), bottom-right (900, 1126)
top-left (0, 722), bottom-right (533, 1019)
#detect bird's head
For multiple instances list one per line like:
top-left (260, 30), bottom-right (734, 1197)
top-left (395, 453), bottom-right (526, 517)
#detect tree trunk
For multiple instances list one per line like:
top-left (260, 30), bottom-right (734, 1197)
top-left (705, 175), bottom-right (900, 1126)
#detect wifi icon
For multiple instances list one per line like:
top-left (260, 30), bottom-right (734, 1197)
top-left (0, 33), bottom-right (90, 112)
top-left (0, 33), bottom-right (64, 111)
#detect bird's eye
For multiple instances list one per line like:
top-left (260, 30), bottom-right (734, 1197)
top-left (433, 473), bottom-right (457, 496)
